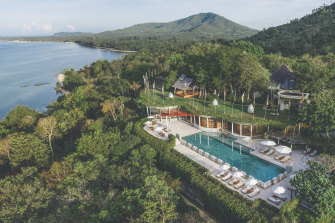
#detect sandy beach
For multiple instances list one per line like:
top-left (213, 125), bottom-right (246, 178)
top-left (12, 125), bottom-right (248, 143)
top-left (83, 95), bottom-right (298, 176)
top-left (57, 73), bottom-right (65, 83)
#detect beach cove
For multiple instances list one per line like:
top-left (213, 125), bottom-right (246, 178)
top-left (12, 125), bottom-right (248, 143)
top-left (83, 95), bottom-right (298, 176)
top-left (0, 41), bottom-right (125, 119)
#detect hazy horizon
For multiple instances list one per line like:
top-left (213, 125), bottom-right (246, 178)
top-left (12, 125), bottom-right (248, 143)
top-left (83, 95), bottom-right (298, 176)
top-left (0, 0), bottom-right (333, 36)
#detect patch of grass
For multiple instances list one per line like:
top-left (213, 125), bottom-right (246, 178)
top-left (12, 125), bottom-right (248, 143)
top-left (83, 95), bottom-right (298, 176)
top-left (139, 90), bottom-right (300, 127)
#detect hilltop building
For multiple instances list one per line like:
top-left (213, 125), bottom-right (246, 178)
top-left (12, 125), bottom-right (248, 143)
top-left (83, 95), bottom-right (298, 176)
top-left (271, 64), bottom-right (297, 90)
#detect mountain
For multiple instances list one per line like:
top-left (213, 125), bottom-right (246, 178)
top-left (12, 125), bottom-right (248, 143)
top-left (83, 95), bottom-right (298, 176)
top-left (53, 32), bottom-right (93, 37)
top-left (98, 13), bottom-right (258, 40)
top-left (248, 3), bottom-right (335, 55)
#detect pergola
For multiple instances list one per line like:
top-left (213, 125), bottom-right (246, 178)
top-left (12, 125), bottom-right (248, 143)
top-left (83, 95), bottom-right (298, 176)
top-left (278, 90), bottom-right (309, 100)
top-left (172, 74), bottom-right (199, 98)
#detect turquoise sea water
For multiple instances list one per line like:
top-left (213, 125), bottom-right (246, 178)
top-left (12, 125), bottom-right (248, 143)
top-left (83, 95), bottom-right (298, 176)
top-left (183, 132), bottom-right (286, 182)
top-left (0, 41), bottom-right (124, 119)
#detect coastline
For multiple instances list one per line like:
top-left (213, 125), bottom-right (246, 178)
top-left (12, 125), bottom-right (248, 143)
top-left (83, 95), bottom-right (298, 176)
top-left (0, 39), bottom-right (136, 53)
top-left (94, 46), bottom-right (137, 53)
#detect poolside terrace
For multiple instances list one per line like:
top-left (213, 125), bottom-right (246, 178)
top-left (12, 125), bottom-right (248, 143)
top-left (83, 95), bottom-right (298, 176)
top-left (145, 119), bottom-right (314, 208)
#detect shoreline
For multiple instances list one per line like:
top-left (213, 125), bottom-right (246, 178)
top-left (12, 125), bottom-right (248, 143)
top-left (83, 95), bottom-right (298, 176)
top-left (0, 39), bottom-right (137, 53)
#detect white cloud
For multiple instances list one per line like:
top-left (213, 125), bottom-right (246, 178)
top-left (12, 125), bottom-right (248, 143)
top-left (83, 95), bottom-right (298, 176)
top-left (41, 23), bottom-right (53, 32)
top-left (66, 24), bottom-right (76, 32)
top-left (22, 21), bottom-right (53, 33)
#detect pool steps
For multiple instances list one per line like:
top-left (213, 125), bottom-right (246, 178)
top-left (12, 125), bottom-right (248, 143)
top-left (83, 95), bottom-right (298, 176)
top-left (177, 133), bottom-right (290, 189)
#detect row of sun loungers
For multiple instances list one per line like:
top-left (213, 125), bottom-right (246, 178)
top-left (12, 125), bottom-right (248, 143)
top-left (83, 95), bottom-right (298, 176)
top-left (216, 170), bottom-right (261, 197)
top-left (260, 148), bottom-right (291, 163)
top-left (240, 185), bottom-right (260, 197)
top-left (267, 194), bottom-right (288, 205)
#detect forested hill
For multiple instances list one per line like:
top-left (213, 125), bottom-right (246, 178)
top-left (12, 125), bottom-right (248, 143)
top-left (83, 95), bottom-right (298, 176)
top-left (99, 12), bottom-right (258, 39)
top-left (248, 3), bottom-right (335, 56)
top-left (53, 32), bottom-right (93, 37)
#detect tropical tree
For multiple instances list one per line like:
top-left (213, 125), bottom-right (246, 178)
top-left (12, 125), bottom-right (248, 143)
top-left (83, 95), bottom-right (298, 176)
top-left (141, 176), bottom-right (179, 223)
top-left (291, 161), bottom-right (335, 218)
top-left (100, 98), bottom-right (125, 121)
top-left (8, 133), bottom-right (51, 169)
top-left (1, 105), bottom-right (39, 132)
top-left (0, 167), bottom-right (55, 222)
top-left (300, 90), bottom-right (335, 142)
top-left (36, 116), bottom-right (58, 156)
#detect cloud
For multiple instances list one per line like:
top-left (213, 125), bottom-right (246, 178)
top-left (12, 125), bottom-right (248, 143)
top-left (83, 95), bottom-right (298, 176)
top-left (41, 23), bottom-right (52, 32)
top-left (66, 24), bottom-right (76, 32)
top-left (22, 21), bottom-right (53, 33)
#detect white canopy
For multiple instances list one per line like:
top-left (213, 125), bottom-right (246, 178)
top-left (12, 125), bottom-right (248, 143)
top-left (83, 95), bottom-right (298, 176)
top-left (233, 172), bottom-right (244, 178)
top-left (280, 101), bottom-right (285, 111)
top-left (245, 178), bottom-right (258, 186)
top-left (275, 145), bottom-right (292, 154)
top-left (261, 140), bottom-right (276, 146)
top-left (219, 163), bottom-right (230, 170)
top-left (168, 92), bottom-right (174, 99)
top-left (272, 186), bottom-right (285, 194)
top-left (247, 104), bottom-right (254, 113)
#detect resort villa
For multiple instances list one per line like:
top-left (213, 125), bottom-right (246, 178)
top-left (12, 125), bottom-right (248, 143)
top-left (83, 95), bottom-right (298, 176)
top-left (142, 74), bottom-right (316, 208)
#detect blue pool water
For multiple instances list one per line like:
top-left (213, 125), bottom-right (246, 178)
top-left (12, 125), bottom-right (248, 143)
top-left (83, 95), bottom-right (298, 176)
top-left (182, 132), bottom-right (285, 182)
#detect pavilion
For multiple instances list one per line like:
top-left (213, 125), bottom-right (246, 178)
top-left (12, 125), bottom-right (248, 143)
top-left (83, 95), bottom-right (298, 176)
top-left (172, 74), bottom-right (199, 98)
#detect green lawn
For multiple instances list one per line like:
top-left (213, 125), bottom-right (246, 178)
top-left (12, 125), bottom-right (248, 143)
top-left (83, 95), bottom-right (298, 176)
top-left (139, 90), bottom-right (300, 126)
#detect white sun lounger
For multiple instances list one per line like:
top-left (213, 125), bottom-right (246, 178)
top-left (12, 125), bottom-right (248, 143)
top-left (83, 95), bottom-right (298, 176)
top-left (280, 156), bottom-right (290, 163)
top-left (216, 171), bottom-right (227, 178)
top-left (268, 196), bottom-right (281, 205)
top-left (273, 194), bottom-right (288, 201)
top-left (260, 148), bottom-right (270, 154)
top-left (275, 155), bottom-right (285, 160)
top-left (248, 188), bottom-right (260, 197)
top-left (228, 178), bottom-right (239, 186)
top-left (241, 186), bottom-right (252, 194)
top-left (234, 181), bottom-right (245, 189)
top-left (222, 173), bottom-right (232, 181)
top-left (265, 149), bottom-right (274, 156)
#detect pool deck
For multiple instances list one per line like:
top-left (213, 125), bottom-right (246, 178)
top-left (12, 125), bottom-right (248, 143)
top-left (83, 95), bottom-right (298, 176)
top-left (147, 119), bottom-right (314, 208)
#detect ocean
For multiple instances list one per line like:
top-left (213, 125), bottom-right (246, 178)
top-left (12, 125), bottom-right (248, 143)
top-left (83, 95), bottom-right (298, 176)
top-left (0, 41), bottom-right (124, 119)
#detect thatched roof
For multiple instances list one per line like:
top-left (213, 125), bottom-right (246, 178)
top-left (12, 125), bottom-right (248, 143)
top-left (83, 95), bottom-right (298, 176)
top-left (271, 64), bottom-right (297, 90)
top-left (172, 74), bottom-right (193, 91)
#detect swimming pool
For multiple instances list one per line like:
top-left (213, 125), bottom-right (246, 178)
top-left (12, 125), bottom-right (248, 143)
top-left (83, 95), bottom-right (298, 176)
top-left (182, 132), bottom-right (286, 182)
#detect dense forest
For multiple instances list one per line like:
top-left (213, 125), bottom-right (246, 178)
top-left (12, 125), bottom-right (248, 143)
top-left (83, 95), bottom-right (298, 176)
top-left (248, 3), bottom-right (335, 56)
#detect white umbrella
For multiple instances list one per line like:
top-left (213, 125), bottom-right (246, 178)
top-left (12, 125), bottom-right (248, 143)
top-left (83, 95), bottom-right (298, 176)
top-left (168, 92), bottom-right (174, 99)
top-left (233, 172), bottom-right (244, 178)
top-left (147, 116), bottom-right (155, 119)
top-left (261, 140), bottom-right (276, 146)
top-left (245, 178), bottom-right (258, 186)
top-left (275, 145), bottom-right (292, 154)
top-left (272, 186), bottom-right (285, 194)
top-left (219, 163), bottom-right (230, 171)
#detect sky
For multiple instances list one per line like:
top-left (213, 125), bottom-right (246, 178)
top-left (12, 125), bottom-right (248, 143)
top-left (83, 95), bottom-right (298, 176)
top-left (0, 0), bottom-right (333, 36)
